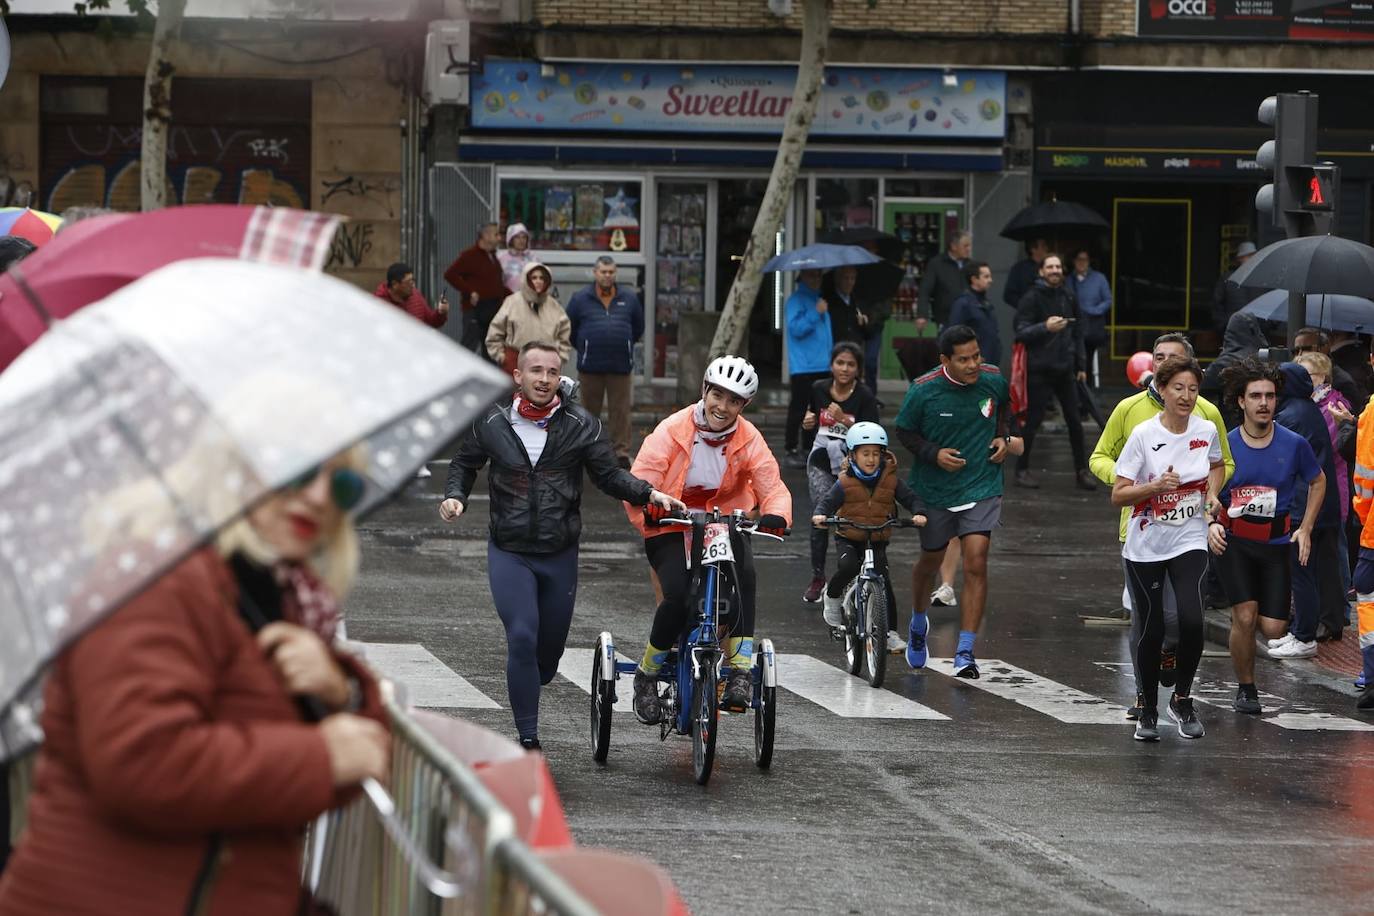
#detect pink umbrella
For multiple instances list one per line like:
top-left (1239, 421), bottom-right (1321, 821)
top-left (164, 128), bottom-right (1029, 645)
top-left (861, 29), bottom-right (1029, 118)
top-left (0, 205), bottom-right (341, 372)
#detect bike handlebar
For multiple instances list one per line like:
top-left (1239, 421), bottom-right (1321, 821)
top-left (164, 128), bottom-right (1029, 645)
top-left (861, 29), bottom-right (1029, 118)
top-left (654, 510), bottom-right (790, 538)
top-left (819, 516), bottom-right (919, 531)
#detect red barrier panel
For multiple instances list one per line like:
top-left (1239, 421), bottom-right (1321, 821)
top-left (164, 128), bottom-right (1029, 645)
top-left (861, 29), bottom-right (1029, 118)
top-left (536, 848), bottom-right (690, 916)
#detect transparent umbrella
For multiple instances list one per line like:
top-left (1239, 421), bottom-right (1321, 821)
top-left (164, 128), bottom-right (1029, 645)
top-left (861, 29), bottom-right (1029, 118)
top-left (0, 257), bottom-right (510, 761)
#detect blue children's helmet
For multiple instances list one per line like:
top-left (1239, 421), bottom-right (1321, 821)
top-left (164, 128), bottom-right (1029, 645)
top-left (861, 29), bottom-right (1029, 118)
top-left (844, 421), bottom-right (888, 451)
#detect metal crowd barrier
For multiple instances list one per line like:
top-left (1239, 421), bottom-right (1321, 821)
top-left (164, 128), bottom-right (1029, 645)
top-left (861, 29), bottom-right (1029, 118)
top-left (304, 695), bottom-right (599, 916)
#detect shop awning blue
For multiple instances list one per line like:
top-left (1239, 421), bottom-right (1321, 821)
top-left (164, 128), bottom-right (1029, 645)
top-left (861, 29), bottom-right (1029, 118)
top-left (457, 138), bottom-right (1004, 172)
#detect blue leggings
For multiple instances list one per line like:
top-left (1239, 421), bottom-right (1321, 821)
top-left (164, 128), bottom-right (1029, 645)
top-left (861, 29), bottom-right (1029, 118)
top-left (488, 542), bottom-right (579, 740)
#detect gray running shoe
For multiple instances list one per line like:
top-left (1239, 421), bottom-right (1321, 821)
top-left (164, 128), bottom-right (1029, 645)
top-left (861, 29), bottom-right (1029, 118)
top-left (1168, 695), bottom-right (1205, 739)
top-left (1134, 708), bottom-right (1160, 742)
top-left (1233, 684), bottom-right (1262, 715)
top-left (721, 669), bottom-right (752, 712)
top-left (632, 669), bottom-right (662, 725)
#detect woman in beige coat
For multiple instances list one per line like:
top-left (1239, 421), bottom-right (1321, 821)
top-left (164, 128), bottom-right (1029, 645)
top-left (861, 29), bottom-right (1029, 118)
top-left (486, 262), bottom-right (572, 374)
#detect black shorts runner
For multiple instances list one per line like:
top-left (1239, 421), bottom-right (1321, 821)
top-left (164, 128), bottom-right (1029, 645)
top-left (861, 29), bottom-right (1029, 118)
top-left (1215, 535), bottom-right (1291, 620)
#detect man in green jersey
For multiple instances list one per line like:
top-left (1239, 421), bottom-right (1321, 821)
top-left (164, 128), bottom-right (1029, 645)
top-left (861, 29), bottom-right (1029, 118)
top-left (1089, 332), bottom-right (1233, 716)
top-left (895, 325), bottom-right (1023, 678)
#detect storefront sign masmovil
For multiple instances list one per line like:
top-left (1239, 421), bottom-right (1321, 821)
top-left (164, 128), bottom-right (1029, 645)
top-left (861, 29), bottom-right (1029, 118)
top-left (471, 59), bottom-right (1006, 140)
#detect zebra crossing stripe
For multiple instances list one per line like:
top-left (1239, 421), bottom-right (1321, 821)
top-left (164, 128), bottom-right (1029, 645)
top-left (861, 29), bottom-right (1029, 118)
top-left (776, 653), bottom-right (949, 719)
top-left (928, 658), bottom-right (1130, 724)
top-left (558, 647), bottom-right (637, 702)
top-left (349, 642), bottom-right (500, 709)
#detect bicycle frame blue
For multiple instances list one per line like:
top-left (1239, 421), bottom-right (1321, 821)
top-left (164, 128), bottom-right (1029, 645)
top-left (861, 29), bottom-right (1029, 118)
top-left (674, 557), bottom-right (722, 733)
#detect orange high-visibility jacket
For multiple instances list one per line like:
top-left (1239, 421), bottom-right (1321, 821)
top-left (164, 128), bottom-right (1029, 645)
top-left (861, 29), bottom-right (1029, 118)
top-left (1354, 396), bottom-right (1374, 547)
top-left (624, 405), bottom-right (793, 539)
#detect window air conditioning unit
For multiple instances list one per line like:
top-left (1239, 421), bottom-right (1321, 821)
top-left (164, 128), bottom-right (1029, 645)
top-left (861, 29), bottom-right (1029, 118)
top-left (424, 21), bottom-right (471, 107)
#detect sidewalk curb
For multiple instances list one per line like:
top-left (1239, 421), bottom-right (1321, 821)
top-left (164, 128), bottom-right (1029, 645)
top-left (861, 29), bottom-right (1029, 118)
top-left (1202, 608), bottom-right (1362, 698)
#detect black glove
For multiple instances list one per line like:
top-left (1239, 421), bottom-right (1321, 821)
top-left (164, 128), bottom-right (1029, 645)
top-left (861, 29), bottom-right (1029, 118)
top-left (757, 514), bottom-right (788, 536)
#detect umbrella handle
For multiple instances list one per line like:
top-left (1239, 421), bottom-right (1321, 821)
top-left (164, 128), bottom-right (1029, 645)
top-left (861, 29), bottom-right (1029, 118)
top-left (7, 264), bottom-right (55, 328)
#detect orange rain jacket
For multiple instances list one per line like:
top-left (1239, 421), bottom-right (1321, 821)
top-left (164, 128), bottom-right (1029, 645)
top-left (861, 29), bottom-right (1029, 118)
top-left (1353, 396), bottom-right (1374, 547)
top-left (624, 405), bottom-right (793, 539)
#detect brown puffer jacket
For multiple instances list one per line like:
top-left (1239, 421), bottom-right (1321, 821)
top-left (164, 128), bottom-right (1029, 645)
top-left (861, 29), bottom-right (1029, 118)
top-left (836, 454), bottom-right (900, 543)
top-left (485, 262), bottom-right (572, 367)
top-left (0, 549), bottom-right (385, 916)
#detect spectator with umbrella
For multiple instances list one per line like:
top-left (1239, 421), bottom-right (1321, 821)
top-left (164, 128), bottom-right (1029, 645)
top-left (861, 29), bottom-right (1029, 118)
top-left (917, 229), bottom-right (971, 332)
top-left (0, 258), bottom-right (511, 912)
top-left (821, 229), bottom-right (904, 393)
top-left (1000, 198), bottom-right (1109, 310)
top-left (0, 208), bottom-right (61, 247)
top-left (1212, 241), bottom-right (1260, 335)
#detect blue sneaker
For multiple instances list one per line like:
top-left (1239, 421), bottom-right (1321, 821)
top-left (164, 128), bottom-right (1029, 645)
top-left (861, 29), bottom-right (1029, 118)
top-left (905, 614), bottom-right (929, 669)
top-left (952, 650), bottom-right (980, 679)
top-left (1358, 672), bottom-right (1368, 690)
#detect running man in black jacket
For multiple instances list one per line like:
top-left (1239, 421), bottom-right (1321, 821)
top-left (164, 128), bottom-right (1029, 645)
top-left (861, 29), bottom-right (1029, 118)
top-left (441, 341), bottom-right (683, 749)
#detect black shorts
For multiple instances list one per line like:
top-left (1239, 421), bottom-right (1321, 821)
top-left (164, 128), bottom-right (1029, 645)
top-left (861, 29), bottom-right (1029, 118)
top-left (1215, 536), bottom-right (1291, 620)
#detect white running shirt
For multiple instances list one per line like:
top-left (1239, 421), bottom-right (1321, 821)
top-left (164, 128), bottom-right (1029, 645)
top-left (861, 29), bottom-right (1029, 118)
top-left (1116, 413), bottom-right (1221, 562)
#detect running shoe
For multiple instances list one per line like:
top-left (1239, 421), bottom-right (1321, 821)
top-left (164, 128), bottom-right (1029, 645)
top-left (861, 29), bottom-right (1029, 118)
top-left (930, 583), bottom-right (957, 607)
top-left (822, 592), bottom-right (844, 627)
top-left (1266, 632), bottom-right (1297, 650)
top-left (1158, 650), bottom-right (1177, 687)
top-left (1126, 693), bottom-right (1144, 721)
top-left (886, 630), bottom-right (907, 654)
top-left (1358, 673), bottom-right (1368, 690)
top-left (1134, 708), bottom-right (1160, 742)
top-left (519, 736), bottom-right (542, 751)
top-left (1167, 695), bottom-right (1205, 739)
top-left (802, 575), bottom-right (825, 604)
top-left (1358, 685), bottom-right (1374, 711)
top-left (783, 450), bottom-right (807, 470)
top-left (1014, 470), bottom-right (1040, 489)
top-left (952, 650), bottom-right (980, 679)
top-left (632, 670), bottom-right (662, 725)
top-left (1075, 469), bottom-right (1099, 492)
top-left (1269, 638), bottom-right (1318, 659)
top-left (905, 614), bottom-right (929, 669)
top-left (1233, 684), bottom-right (1262, 715)
top-left (721, 669), bottom-right (752, 712)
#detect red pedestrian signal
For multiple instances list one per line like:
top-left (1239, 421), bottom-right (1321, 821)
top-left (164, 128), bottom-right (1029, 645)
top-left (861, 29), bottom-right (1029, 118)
top-left (1308, 175), bottom-right (1324, 206)
top-left (1297, 163), bottom-right (1337, 214)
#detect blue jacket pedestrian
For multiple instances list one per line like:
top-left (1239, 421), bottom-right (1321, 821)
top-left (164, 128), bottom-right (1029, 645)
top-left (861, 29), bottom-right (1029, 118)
top-left (565, 279), bottom-right (644, 375)
top-left (948, 288), bottom-right (1001, 367)
top-left (785, 273), bottom-right (833, 376)
top-left (1068, 267), bottom-right (1112, 318)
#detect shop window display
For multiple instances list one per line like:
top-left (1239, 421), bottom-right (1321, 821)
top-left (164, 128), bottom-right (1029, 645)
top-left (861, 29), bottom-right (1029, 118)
top-left (654, 182), bottom-right (708, 379)
top-left (814, 177), bottom-right (877, 237)
top-left (500, 178), bottom-right (642, 252)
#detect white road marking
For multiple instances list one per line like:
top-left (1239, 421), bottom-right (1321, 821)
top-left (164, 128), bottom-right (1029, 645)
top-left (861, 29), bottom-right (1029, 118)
top-left (349, 642), bottom-right (500, 709)
top-left (558, 647), bottom-right (638, 703)
top-left (1094, 663), bottom-right (1374, 731)
top-left (930, 658), bottom-right (1129, 724)
top-left (776, 653), bottom-right (949, 719)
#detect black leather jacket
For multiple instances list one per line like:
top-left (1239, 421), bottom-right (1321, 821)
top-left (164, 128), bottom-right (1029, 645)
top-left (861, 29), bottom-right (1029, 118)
top-left (445, 400), bottom-right (652, 554)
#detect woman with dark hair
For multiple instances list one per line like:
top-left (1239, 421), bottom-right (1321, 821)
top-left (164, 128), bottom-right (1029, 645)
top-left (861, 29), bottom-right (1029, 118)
top-left (800, 341), bottom-right (880, 608)
top-left (1111, 355), bottom-right (1224, 742)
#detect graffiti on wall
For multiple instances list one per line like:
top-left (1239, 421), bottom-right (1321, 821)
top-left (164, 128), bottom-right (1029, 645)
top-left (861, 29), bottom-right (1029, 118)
top-left (41, 124), bottom-right (310, 212)
top-left (326, 221), bottom-right (375, 270)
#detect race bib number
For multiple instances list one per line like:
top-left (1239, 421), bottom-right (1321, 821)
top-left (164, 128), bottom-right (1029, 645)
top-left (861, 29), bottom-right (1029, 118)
top-left (1230, 485), bottom-right (1277, 519)
top-left (688, 522), bottom-right (735, 565)
top-left (1151, 489), bottom-right (1202, 527)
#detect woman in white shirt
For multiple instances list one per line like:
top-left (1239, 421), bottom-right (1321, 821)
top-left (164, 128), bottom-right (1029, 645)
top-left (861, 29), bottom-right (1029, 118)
top-left (1111, 355), bottom-right (1225, 742)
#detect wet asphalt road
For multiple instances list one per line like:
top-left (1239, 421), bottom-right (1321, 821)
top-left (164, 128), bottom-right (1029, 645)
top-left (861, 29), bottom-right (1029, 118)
top-left (345, 430), bottom-right (1374, 916)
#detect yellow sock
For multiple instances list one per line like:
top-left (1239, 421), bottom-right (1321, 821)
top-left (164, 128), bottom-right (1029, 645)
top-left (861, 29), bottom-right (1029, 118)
top-left (639, 642), bottom-right (670, 674)
top-left (725, 636), bottom-right (753, 671)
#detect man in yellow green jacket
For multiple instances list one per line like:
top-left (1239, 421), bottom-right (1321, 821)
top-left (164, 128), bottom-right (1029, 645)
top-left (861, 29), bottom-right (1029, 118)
top-left (1090, 332), bottom-right (1234, 717)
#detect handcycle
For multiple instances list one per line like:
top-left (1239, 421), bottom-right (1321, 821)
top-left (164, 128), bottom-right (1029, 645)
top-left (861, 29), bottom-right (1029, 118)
top-left (816, 516), bottom-right (918, 689)
top-left (589, 507), bottom-right (787, 785)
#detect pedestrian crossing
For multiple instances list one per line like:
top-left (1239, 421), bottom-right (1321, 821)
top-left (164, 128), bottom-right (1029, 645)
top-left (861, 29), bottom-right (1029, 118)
top-left (349, 641), bottom-right (1374, 732)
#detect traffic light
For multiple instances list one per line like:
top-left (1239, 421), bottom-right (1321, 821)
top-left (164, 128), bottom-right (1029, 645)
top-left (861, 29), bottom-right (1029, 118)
top-left (1255, 91), bottom-right (1339, 237)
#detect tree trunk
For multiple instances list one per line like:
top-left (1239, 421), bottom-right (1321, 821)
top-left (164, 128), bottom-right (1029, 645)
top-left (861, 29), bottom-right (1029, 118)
top-left (709, 0), bottom-right (831, 358)
top-left (140, 0), bottom-right (187, 211)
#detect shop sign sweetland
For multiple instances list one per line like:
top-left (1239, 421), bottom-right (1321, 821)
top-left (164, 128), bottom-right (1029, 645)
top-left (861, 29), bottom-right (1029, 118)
top-left (471, 59), bottom-right (1006, 140)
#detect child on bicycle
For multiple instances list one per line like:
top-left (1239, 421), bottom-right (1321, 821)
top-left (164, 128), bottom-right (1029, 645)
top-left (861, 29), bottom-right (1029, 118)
top-left (810, 422), bottom-right (926, 651)
top-left (624, 355), bottom-right (792, 724)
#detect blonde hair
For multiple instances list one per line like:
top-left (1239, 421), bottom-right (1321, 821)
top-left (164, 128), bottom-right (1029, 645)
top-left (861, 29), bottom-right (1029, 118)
top-left (1295, 351), bottom-right (1332, 381)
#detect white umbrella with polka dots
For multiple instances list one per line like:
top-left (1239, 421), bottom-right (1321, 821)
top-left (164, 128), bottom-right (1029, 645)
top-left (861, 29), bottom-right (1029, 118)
top-left (0, 257), bottom-right (510, 760)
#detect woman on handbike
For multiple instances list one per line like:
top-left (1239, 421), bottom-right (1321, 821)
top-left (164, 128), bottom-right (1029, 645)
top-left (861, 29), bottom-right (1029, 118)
top-left (625, 356), bottom-right (792, 723)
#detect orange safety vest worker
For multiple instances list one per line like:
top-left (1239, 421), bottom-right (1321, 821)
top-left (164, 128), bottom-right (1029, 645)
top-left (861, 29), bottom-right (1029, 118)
top-left (1349, 396), bottom-right (1374, 702)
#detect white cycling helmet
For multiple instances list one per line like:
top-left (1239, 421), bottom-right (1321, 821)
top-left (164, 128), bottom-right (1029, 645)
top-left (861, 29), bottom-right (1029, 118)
top-left (844, 421), bottom-right (888, 451)
top-left (703, 355), bottom-right (759, 401)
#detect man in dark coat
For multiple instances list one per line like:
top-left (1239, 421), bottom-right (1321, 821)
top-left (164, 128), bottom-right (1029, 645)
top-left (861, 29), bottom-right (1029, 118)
top-left (1330, 331), bottom-right (1374, 406)
top-left (1002, 238), bottom-right (1048, 310)
top-left (947, 260), bottom-right (1001, 367)
top-left (564, 255), bottom-right (646, 467)
top-left (1013, 254), bottom-right (1095, 491)
top-left (443, 222), bottom-right (507, 359)
top-left (1211, 241), bottom-right (1261, 335)
top-left (917, 229), bottom-right (971, 331)
top-left (821, 265), bottom-right (863, 347)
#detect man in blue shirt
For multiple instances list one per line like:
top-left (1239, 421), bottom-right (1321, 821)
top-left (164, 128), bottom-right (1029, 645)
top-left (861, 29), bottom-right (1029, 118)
top-left (1209, 358), bottom-right (1325, 715)
top-left (783, 268), bottom-right (833, 467)
top-left (1069, 249), bottom-right (1111, 387)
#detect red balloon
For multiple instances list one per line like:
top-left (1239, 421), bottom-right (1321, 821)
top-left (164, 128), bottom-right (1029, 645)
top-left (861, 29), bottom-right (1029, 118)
top-left (1126, 351), bottom-right (1153, 388)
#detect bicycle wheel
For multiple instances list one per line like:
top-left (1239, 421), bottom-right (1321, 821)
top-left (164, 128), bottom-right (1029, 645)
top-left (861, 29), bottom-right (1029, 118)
top-left (590, 645), bottom-right (613, 763)
top-left (864, 581), bottom-right (888, 689)
top-left (842, 584), bottom-right (863, 676)
top-left (691, 665), bottom-right (719, 785)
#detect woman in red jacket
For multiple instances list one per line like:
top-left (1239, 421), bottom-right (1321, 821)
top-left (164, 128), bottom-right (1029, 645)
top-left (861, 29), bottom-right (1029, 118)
top-left (0, 450), bottom-right (389, 916)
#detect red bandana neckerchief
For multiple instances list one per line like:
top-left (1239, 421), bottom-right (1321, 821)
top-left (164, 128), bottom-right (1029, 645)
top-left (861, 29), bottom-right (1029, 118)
top-left (514, 394), bottom-right (561, 428)
top-left (693, 401), bottom-right (738, 449)
top-left (274, 562), bottom-right (341, 643)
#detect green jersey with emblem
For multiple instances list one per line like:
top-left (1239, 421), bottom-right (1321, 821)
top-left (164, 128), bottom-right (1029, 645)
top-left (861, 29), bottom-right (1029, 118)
top-left (895, 365), bottom-right (1010, 509)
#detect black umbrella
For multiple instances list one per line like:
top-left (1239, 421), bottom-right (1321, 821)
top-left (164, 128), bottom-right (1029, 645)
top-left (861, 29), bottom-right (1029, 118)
top-left (1001, 200), bottom-right (1109, 242)
top-left (1230, 235), bottom-right (1374, 297)
top-left (820, 227), bottom-right (903, 263)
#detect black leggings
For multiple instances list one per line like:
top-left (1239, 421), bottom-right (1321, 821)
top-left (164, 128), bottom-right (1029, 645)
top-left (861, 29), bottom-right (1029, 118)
top-left (827, 538), bottom-right (898, 631)
top-left (645, 531), bottom-right (756, 650)
top-left (1017, 370), bottom-right (1087, 472)
top-left (1125, 549), bottom-right (1208, 710)
top-left (785, 371), bottom-right (829, 452)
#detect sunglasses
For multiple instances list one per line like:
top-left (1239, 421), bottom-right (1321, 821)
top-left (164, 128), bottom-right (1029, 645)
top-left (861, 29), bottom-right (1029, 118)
top-left (285, 465), bottom-right (366, 511)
